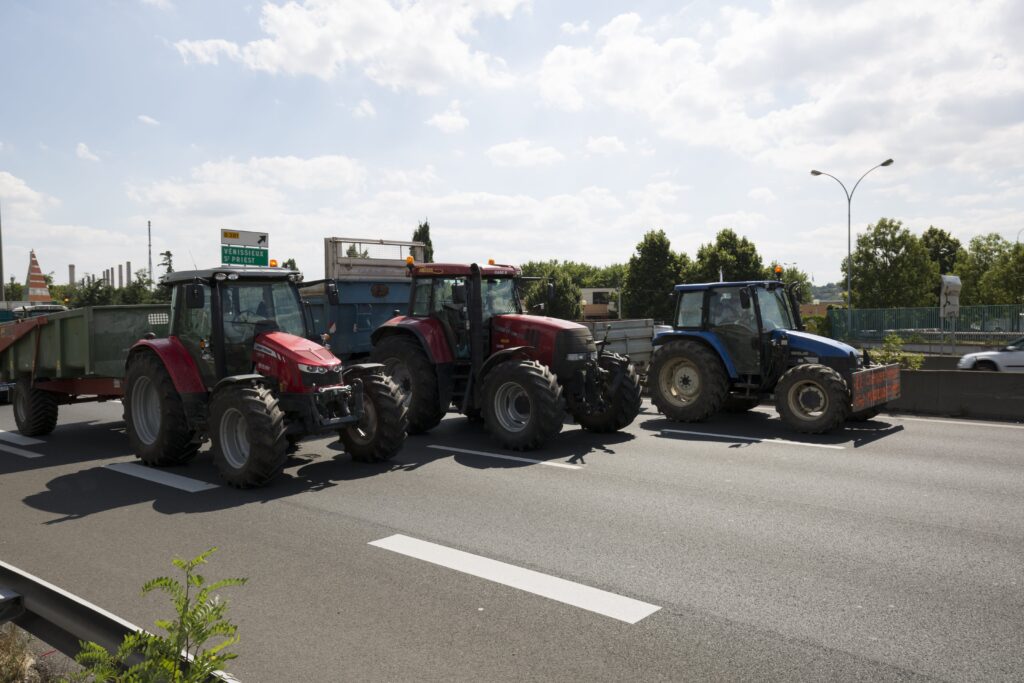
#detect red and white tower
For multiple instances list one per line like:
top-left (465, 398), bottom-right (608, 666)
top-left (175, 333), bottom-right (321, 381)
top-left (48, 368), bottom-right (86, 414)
top-left (26, 250), bottom-right (52, 302)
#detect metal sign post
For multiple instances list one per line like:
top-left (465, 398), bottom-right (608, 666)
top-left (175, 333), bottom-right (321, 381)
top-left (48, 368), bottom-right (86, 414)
top-left (220, 229), bottom-right (269, 267)
top-left (940, 274), bottom-right (962, 356)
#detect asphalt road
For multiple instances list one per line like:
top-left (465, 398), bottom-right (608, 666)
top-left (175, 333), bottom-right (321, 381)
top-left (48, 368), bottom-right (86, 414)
top-left (2, 399), bottom-right (1023, 681)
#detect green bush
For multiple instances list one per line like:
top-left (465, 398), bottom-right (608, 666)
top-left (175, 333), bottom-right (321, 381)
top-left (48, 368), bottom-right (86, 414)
top-left (872, 333), bottom-right (923, 370)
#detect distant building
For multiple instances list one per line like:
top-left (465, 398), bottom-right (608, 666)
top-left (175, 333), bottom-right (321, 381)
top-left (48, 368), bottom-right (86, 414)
top-left (581, 287), bottom-right (619, 320)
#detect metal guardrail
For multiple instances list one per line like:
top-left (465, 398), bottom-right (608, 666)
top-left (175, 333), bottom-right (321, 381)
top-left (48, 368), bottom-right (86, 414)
top-left (0, 560), bottom-right (238, 681)
top-left (828, 304), bottom-right (1024, 344)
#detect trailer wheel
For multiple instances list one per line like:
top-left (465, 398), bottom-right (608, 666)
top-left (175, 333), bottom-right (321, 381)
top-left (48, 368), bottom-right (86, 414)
top-left (775, 364), bottom-right (850, 433)
top-left (571, 353), bottom-right (642, 433)
top-left (209, 383), bottom-right (288, 488)
top-left (339, 374), bottom-right (408, 462)
top-left (723, 396), bottom-right (761, 413)
top-left (124, 354), bottom-right (198, 466)
top-left (12, 384), bottom-right (58, 437)
top-left (648, 340), bottom-right (728, 422)
top-left (370, 335), bottom-right (446, 434)
top-left (482, 360), bottom-right (563, 451)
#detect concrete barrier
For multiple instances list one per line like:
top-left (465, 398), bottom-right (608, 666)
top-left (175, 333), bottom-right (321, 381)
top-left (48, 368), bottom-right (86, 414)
top-left (919, 356), bottom-right (961, 370)
top-left (889, 370), bottom-right (1024, 422)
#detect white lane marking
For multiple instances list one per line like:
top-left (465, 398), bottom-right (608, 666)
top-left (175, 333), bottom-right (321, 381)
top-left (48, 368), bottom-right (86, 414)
top-left (427, 445), bottom-right (582, 470)
top-left (891, 415), bottom-right (1024, 430)
top-left (0, 429), bottom-right (45, 446)
top-left (104, 462), bottom-right (219, 492)
top-left (661, 428), bottom-right (845, 450)
top-left (0, 443), bottom-right (45, 459)
top-left (369, 534), bottom-right (660, 624)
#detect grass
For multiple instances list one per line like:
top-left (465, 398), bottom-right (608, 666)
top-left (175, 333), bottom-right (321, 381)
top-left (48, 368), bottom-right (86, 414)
top-left (0, 624), bottom-right (72, 683)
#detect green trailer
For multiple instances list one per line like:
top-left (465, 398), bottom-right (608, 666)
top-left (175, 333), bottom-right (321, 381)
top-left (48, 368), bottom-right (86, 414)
top-left (0, 305), bottom-right (170, 434)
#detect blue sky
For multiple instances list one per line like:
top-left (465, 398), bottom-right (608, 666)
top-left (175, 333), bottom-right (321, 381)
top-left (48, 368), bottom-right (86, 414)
top-left (2, 0), bottom-right (1023, 286)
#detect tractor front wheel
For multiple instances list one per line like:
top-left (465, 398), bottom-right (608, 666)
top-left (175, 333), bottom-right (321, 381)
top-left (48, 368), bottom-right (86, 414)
top-left (482, 360), bottom-right (563, 450)
top-left (124, 353), bottom-right (198, 466)
top-left (339, 374), bottom-right (409, 462)
top-left (648, 340), bottom-right (729, 422)
top-left (775, 364), bottom-right (850, 433)
top-left (571, 353), bottom-right (642, 433)
top-left (209, 383), bottom-right (288, 488)
top-left (371, 335), bottom-right (446, 434)
top-left (12, 383), bottom-right (58, 437)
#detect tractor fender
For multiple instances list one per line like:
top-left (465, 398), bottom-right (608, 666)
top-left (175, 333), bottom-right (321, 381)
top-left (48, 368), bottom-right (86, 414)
top-left (652, 331), bottom-right (738, 379)
top-left (128, 338), bottom-right (206, 394)
top-left (342, 362), bottom-right (385, 382)
top-left (480, 347), bottom-right (533, 380)
top-left (371, 317), bottom-right (454, 364)
top-left (212, 374), bottom-right (274, 393)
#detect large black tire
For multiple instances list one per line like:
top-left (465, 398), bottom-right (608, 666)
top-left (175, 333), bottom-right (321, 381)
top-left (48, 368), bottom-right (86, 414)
top-left (209, 383), bottom-right (288, 488)
top-left (848, 405), bottom-right (883, 421)
top-left (571, 353), bottom-right (642, 433)
top-left (723, 396), bottom-right (761, 413)
top-left (482, 360), bottom-right (564, 450)
top-left (648, 340), bottom-right (729, 422)
top-left (12, 383), bottom-right (58, 437)
top-left (339, 374), bottom-right (409, 462)
top-left (124, 353), bottom-right (199, 466)
top-left (974, 360), bottom-right (998, 372)
top-left (370, 335), bottom-right (446, 434)
top-left (775, 364), bottom-right (850, 434)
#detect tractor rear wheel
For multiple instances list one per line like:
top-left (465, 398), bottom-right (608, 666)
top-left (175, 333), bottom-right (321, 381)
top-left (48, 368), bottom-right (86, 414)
top-left (209, 383), bottom-right (288, 488)
top-left (124, 353), bottom-right (198, 466)
top-left (12, 383), bottom-right (58, 437)
top-left (371, 335), bottom-right (446, 434)
top-left (482, 360), bottom-right (564, 450)
top-left (775, 364), bottom-right (850, 433)
top-left (571, 353), bottom-right (642, 433)
top-left (339, 374), bottom-right (408, 462)
top-left (648, 340), bottom-right (728, 422)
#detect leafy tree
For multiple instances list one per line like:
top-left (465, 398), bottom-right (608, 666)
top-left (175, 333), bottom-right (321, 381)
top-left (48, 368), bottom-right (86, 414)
top-left (118, 272), bottom-right (157, 305)
top-left (73, 547), bottom-right (246, 683)
top-left (159, 250), bottom-right (174, 276)
top-left (954, 233), bottom-right (1011, 305)
top-left (345, 243), bottom-right (369, 258)
top-left (4, 278), bottom-right (24, 301)
top-left (412, 220), bottom-right (435, 262)
top-left (842, 218), bottom-right (939, 308)
top-left (520, 262), bottom-right (583, 319)
top-left (622, 230), bottom-right (688, 321)
top-left (687, 229), bottom-right (765, 283)
top-left (921, 226), bottom-right (961, 275)
top-left (281, 258), bottom-right (298, 271)
top-left (591, 263), bottom-right (626, 288)
top-left (68, 279), bottom-right (116, 308)
top-left (766, 263), bottom-right (812, 303)
top-left (977, 243), bottom-right (1024, 304)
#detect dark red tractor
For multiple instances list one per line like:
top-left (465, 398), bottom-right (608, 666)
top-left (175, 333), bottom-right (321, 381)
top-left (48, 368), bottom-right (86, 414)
top-left (369, 261), bottom-right (641, 450)
top-left (123, 267), bottom-right (407, 487)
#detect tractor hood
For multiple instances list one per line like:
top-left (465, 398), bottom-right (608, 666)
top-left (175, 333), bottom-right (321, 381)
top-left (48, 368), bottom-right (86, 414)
top-left (257, 331), bottom-right (341, 368)
top-left (774, 329), bottom-right (858, 359)
top-left (494, 314), bottom-right (585, 332)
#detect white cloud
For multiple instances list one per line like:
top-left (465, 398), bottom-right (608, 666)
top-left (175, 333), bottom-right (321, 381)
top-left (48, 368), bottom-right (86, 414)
top-left (174, 0), bottom-right (529, 94)
top-left (585, 135), bottom-right (626, 155)
top-left (137, 114), bottom-right (160, 126)
top-left (426, 100), bottom-right (468, 133)
top-left (352, 99), bottom-right (376, 119)
top-left (76, 143), bottom-right (99, 162)
top-left (560, 20), bottom-right (590, 35)
top-left (486, 139), bottom-right (565, 167)
top-left (748, 187), bottom-right (776, 202)
top-left (141, 0), bottom-right (173, 9)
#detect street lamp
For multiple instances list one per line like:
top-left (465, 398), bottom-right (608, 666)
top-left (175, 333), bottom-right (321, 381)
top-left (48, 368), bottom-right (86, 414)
top-left (810, 158), bottom-right (894, 339)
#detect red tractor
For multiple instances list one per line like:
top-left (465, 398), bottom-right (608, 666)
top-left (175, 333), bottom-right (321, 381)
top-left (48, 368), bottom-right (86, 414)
top-left (123, 267), bottom-right (407, 487)
top-left (369, 261), bottom-right (641, 450)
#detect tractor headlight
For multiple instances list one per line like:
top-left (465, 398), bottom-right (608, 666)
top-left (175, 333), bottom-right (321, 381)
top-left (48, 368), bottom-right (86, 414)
top-left (298, 363), bottom-right (329, 374)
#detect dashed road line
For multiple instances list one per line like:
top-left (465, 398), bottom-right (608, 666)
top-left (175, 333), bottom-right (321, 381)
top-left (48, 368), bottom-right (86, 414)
top-left (369, 534), bottom-right (660, 624)
top-left (104, 462), bottom-right (218, 492)
top-left (661, 428), bottom-right (845, 450)
top-left (0, 443), bottom-right (45, 459)
top-left (0, 429), bottom-right (45, 446)
top-left (427, 445), bottom-right (582, 469)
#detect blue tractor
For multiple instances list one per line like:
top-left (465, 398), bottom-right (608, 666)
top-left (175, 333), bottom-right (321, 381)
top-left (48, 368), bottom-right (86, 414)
top-left (647, 281), bottom-right (900, 433)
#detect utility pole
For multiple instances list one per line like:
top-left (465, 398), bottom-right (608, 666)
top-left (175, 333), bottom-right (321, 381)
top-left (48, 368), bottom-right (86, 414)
top-left (0, 200), bottom-right (5, 303)
top-left (148, 220), bottom-right (153, 287)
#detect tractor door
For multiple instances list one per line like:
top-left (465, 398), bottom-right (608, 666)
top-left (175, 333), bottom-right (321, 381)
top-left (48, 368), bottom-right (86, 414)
top-left (173, 283), bottom-right (217, 387)
top-left (707, 287), bottom-right (760, 376)
top-left (430, 277), bottom-right (470, 359)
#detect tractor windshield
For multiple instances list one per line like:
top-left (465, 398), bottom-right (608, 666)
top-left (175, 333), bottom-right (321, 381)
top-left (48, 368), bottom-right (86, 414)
top-left (482, 277), bottom-right (520, 317)
top-left (757, 286), bottom-right (795, 331)
top-left (222, 280), bottom-right (307, 343)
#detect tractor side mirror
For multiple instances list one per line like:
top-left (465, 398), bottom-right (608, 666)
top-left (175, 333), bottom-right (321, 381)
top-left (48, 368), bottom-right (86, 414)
top-left (185, 284), bottom-right (205, 309)
top-left (325, 281), bottom-right (340, 306)
top-left (452, 283), bottom-right (467, 305)
top-left (739, 289), bottom-right (751, 309)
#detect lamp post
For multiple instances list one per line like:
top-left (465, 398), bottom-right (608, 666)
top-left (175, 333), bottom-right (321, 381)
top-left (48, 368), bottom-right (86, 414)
top-left (810, 159), bottom-right (893, 339)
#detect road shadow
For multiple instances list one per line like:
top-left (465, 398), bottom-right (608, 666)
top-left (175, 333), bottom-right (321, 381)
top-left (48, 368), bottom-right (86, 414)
top-left (0, 420), bottom-right (134, 476)
top-left (639, 410), bottom-right (905, 449)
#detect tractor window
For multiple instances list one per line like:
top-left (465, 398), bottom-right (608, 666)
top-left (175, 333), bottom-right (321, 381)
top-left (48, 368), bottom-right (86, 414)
top-left (708, 288), bottom-right (755, 330)
top-left (174, 284), bottom-right (212, 340)
top-left (411, 280), bottom-right (432, 316)
top-left (708, 287), bottom-right (759, 375)
top-left (482, 278), bottom-right (518, 318)
top-left (431, 278), bottom-right (463, 313)
top-left (676, 292), bottom-right (702, 328)
top-left (757, 288), bottom-right (794, 331)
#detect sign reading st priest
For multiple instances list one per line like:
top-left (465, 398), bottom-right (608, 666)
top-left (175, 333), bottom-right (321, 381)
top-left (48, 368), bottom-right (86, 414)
top-left (221, 229), bottom-right (269, 266)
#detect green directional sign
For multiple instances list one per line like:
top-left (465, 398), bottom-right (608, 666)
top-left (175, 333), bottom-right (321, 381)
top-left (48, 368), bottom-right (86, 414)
top-left (222, 245), bottom-right (269, 266)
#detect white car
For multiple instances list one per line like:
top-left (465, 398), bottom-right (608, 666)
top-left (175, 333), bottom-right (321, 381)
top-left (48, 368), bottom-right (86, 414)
top-left (957, 336), bottom-right (1024, 372)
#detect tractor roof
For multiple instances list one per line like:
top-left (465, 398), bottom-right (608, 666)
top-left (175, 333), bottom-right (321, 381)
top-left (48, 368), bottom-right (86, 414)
top-left (674, 280), bottom-right (784, 291)
top-left (411, 263), bottom-right (520, 278)
top-left (161, 267), bottom-right (300, 286)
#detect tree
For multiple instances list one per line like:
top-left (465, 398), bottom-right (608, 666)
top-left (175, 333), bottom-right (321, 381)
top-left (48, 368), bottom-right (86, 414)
top-left (766, 263), bottom-right (812, 303)
top-left (954, 233), bottom-right (1011, 305)
top-left (345, 243), bottom-right (369, 258)
top-left (412, 220), bottom-right (435, 262)
top-left (977, 243), bottom-right (1024, 304)
top-left (622, 230), bottom-right (688, 321)
top-left (281, 258), bottom-right (298, 271)
top-left (520, 261), bottom-right (583, 319)
top-left (68, 279), bottom-right (116, 307)
top-left (159, 250), bottom-right (174, 276)
top-left (842, 218), bottom-right (939, 308)
top-left (687, 229), bottom-right (765, 283)
top-left (117, 271), bottom-right (156, 305)
top-left (921, 226), bottom-right (961, 275)
top-left (4, 278), bottom-right (24, 301)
